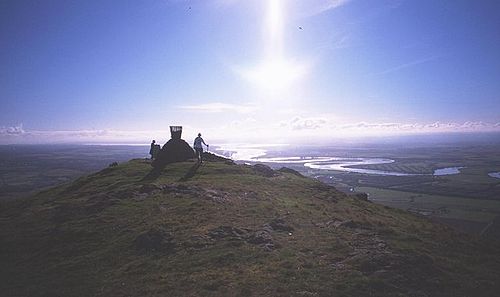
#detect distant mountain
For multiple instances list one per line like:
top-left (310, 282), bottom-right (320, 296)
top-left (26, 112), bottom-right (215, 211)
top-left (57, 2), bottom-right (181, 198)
top-left (1, 155), bottom-right (499, 296)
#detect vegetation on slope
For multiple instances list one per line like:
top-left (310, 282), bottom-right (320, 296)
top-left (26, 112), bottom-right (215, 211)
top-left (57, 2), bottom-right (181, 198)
top-left (1, 157), bottom-right (500, 296)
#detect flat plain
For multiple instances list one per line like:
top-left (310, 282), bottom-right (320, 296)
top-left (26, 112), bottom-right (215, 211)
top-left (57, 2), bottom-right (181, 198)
top-left (0, 145), bottom-right (147, 200)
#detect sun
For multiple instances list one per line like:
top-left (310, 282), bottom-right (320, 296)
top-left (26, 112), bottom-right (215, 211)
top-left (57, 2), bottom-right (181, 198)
top-left (241, 58), bottom-right (308, 90)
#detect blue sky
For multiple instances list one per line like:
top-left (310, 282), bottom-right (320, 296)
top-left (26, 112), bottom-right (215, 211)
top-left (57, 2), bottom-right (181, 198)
top-left (1, 0), bottom-right (500, 144)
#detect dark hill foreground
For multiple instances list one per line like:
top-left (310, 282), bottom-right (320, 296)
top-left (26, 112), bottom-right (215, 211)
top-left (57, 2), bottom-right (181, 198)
top-left (1, 156), bottom-right (500, 297)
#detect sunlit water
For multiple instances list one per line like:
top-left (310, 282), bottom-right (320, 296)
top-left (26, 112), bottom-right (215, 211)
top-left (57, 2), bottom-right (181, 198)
top-left (489, 172), bottom-right (500, 179)
top-left (252, 156), bottom-right (466, 177)
top-left (218, 145), bottom-right (466, 177)
top-left (433, 167), bottom-right (464, 176)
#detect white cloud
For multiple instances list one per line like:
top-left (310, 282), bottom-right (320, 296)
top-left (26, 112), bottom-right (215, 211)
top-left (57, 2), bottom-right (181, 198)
top-left (178, 102), bottom-right (257, 114)
top-left (296, 0), bottom-right (351, 18)
top-left (2, 120), bottom-right (500, 145)
top-left (460, 121), bottom-right (488, 129)
top-left (229, 117), bottom-right (258, 128)
top-left (0, 124), bottom-right (25, 135)
top-left (314, 0), bottom-right (351, 14)
top-left (375, 56), bottom-right (440, 75)
top-left (287, 117), bottom-right (329, 130)
top-left (335, 121), bottom-right (500, 134)
top-left (0, 128), bottom-right (170, 145)
top-left (340, 122), bottom-right (400, 129)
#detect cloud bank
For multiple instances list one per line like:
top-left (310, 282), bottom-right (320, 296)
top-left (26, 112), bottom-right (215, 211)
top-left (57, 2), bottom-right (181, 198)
top-left (2, 120), bottom-right (500, 145)
top-left (0, 124), bottom-right (25, 135)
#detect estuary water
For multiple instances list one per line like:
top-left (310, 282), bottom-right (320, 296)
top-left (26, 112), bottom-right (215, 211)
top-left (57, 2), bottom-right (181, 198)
top-left (489, 172), bottom-right (500, 179)
top-left (434, 167), bottom-right (465, 176)
top-left (248, 155), bottom-right (463, 177)
top-left (215, 144), bottom-right (467, 177)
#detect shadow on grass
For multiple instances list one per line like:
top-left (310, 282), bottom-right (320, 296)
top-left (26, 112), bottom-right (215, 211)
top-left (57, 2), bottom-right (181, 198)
top-left (179, 162), bottom-right (201, 182)
top-left (142, 167), bottom-right (163, 181)
top-left (142, 161), bottom-right (201, 182)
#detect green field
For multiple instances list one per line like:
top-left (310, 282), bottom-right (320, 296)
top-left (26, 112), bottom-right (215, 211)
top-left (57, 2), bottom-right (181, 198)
top-left (356, 186), bottom-right (500, 223)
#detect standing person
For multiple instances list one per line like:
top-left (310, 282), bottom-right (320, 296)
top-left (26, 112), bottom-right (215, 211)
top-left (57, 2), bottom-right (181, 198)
top-left (193, 133), bottom-right (209, 164)
top-left (149, 140), bottom-right (156, 160)
top-left (153, 143), bottom-right (161, 160)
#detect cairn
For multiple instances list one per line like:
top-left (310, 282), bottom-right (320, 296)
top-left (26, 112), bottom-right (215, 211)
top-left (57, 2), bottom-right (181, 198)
top-left (152, 126), bottom-right (195, 168)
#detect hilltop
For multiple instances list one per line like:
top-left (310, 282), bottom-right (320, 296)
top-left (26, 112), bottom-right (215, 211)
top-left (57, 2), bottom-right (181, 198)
top-left (1, 156), bottom-right (500, 296)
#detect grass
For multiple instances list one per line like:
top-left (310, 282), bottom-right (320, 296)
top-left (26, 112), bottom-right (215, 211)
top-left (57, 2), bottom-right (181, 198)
top-left (1, 157), bottom-right (500, 296)
top-left (357, 186), bottom-right (500, 223)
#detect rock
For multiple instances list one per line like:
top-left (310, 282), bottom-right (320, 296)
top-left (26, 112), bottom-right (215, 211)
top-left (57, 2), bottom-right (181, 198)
top-left (268, 218), bottom-right (294, 232)
top-left (296, 291), bottom-right (319, 296)
top-left (313, 219), bottom-right (344, 228)
top-left (331, 262), bottom-right (346, 270)
top-left (247, 230), bottom-right (273, 245)
top-left (138, 184), bottom-right (162, 194)
top-left (134, 228), bottom-right (176, 254)
top-left (207, 225), bottom-right (276, 250)
top-left (342, 220), bottom-right (359, 228)
top-left (354, 193), bottom-right (369, 201)
top-left (152, 138), bottom-right (195, 169)
top-left (204, 189), bottom-right (229, 203)
top-left (201, 152), bottom-right (233, 163)
top-left (161, 184), bottom-right (230, 203)
top-left (336, 220), bottom-right (369, 229)
top-left (278, 167), bottom-right (304, 177)
top-left (252, 164), bottom-right (280, 177)
top-left (239, 191), bottom-right (259, 200)
top-left (208, 226), bottom-right (248, 240)
top-left (186, 235), bottom-right (212, 249)
top-left (331, 220), bottom-right (343, 228)
top-left (163, 184), bottom-right (200, 194)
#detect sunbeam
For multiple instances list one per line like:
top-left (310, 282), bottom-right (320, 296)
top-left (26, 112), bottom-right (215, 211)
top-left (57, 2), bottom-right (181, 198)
top-left (236, 0), bottom-right (309, 91)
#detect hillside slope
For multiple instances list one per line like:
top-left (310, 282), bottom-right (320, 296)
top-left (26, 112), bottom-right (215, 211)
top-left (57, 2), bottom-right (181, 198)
top-left (1, 157), bottom-right (500, 296)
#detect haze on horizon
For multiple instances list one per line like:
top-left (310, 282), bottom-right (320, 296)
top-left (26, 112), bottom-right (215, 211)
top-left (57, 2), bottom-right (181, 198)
top-left (1, 0), bottom-right (500, 144)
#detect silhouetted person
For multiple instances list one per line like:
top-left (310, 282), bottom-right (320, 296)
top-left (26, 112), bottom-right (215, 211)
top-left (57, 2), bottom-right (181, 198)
top-left (153, 144), bottom-right (160, 159)
top-left (149, 140), bottom-right (156, 160)
top-left (193, 133), bottom-right (208, 163)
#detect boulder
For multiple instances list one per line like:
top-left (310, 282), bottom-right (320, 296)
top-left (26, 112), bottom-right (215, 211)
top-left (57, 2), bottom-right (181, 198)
top-left (152, 138), bottom-right (195, 168)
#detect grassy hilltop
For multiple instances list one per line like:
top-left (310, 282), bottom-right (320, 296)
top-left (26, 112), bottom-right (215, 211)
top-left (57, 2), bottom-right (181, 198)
top-left (1, 156), bottom-right (500, 296)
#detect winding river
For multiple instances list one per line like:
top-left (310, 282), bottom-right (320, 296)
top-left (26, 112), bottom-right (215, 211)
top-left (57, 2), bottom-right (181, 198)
top-left (250, 156), bottom-right (464, 177)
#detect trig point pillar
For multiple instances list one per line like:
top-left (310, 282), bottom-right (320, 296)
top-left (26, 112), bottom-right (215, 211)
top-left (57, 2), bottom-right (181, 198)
top-left (170, 126), bottom-right (182, 140)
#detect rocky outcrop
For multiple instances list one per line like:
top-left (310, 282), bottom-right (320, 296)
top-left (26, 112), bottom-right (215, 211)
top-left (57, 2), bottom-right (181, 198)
top-left (152, 138), bottom-right (195, 168)
top-left (134, 228), bottom-right (176, 254)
